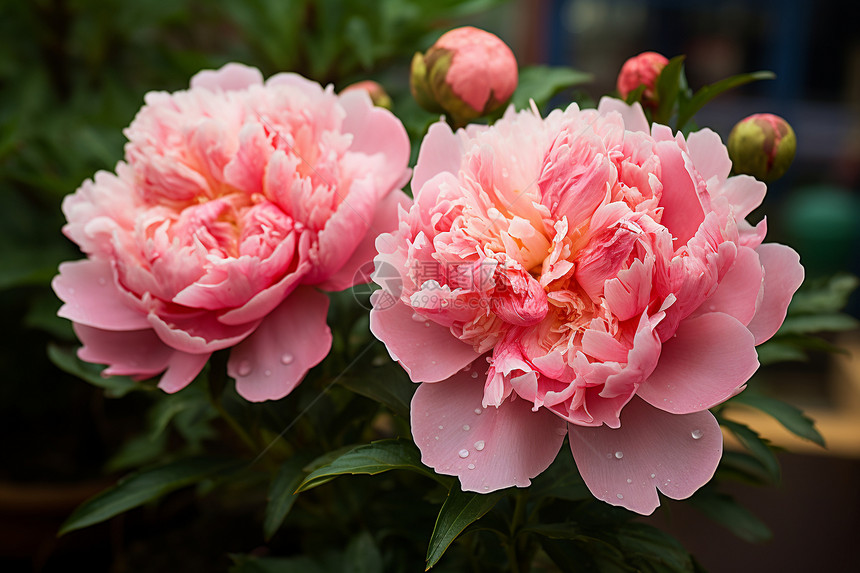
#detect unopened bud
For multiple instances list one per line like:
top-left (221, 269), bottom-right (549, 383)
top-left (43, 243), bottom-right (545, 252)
top-left (341, 80), bottom-right (392, 109)
top-left (616, 51), bottom-right (669, 109)
top-left (410, 26), bottom-right (518, 125)
top-left (728, 113), bottom-right (797, 182)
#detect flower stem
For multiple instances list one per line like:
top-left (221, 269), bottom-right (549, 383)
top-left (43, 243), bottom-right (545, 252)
top-left (206, 350), bottom-right (259, 454)
top-left (506, 491), bottom-right (529, 573)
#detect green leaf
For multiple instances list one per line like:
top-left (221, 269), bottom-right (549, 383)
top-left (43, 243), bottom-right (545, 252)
top-left (788, 274), bottom-right (859, 314)
top-left (337, 366), bottom-right (415, 419)
top-left (344, 531), bottom-right (384, 573)
top-left (296, 439), bottom-right (440, 492)
top-left (689, 490), bottom-right (772, 543)
top-left (623, 83), bottom-right (647, 106)
top-left (426, 487), bottom-right (505, 569)
top-left (614, 522), bottom-right (695, 572)
top-left (540, 537), bottom-right (632, 573)
top-left (778, 313), bottom-right (859, 335)
top-left (717, 451), bottom-right (775, 486)
top-left (676, 70), bottom-right (775, 130)
top-left (755, 340), bottom-right (808, 365)
top-left (719, 419), bottom-right (781, 484)
top-left (59, 457), bottom-right (244, 535)
top-left (510, 66), bottom-right (593, 111)
top-left (529, 451), bottom-right (590, 501)
top-left (730, 393), bottom-right (825, 447)
top-left (653, 55), bottom-right (685, 125)
top-left (521, 523), bottom-right (588, 541)
top-left (263, 456), bottom-right (310, 541)
top-left (229, 554), bottom-right (326, 573)
top-left (47, 343), bottom-right (142, 398)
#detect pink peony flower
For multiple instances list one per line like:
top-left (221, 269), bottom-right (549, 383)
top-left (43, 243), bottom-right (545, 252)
top-left (411, 26), bottom-right (518, 125)
top-left (616, 51), bottom-right (669, 107)
top-left (53, 63), bottom-right (411, 402)
top-left (369, 98), bottom-right (803, 514)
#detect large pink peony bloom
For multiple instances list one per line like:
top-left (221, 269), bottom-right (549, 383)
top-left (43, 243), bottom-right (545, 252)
top-left (370, 98), bottom-right (803, 514)
top-left (53, 63), bottom-right (411, 402)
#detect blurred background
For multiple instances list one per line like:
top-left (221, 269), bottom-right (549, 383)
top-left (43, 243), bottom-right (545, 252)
top-left (1, 0), bottom-right (858, 571)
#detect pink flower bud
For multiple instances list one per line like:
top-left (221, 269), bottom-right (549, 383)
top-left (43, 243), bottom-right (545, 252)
top-left (616, 51), bottom-right (669, 107)
top-left (411, 26), bottom-right (518, 125)
top-left (728, 113), bottom-right (797, 182)
top-left (341, 80), bottom-right (393, 109)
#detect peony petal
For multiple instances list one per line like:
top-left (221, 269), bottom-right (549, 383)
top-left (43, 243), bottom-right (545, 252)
top-left (569, 397), bottom-right (722, 515)
top-left (685, 128), bottom-right (731, 186)
top-left (654, 140), bottom-right (705, 245)
top-left (217, 259), bottom-right (311, 326)
top-left (746, 243), bottom-right (804, 345)
top-left (691, 245), bottom-right (763, 326)
top-left (318, 190), bottom-right (412, 292)
top-left (148, 310), bottom-right (258, 354)
top-left (190, 62), bottom-right (264, 92)
top-left (339, 89), bottom-right (412, 192)
top-left (228, 286), bottom-right (331, 402)
top-left (74, 324), bottom-right (208, 392)
top-left (638, 312), bottom-right (759, 414)
top-left (411, 364), bottom-right (567, 492)
top-left (597, 97), bottom-right (649, 133)
top-left (412, 121), bottom-right (463, 193)
top-left (369, 294), bottom-right (481, 383)
top-left (54, 260), bottom-right (150, 331)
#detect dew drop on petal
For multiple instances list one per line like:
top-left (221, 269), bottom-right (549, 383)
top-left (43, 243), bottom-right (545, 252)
top-left (411, 312), bottom-right (424, 322)
top-left (424, 322), bottom-right (431, 327)
top-left (614, 451), bottom-right (624, 459)
top-left (280, 354), bottom-right (293, 365)
top-left (462, 425), bottom-right (470, 431)
top-left (483, 486), bottom-right (490, 491)
top-left (616, 493), bottom-right (624, 500)
top-left (471, 372), bottom-right (479, 379)
top-left (264, 370), bottom-right (271, 377)
top-left (237, 361), bottom-right (252, 377)
top-left (467, 463), bottom-right (475, 470)
top-left (458, 449), bottom-right (469, 458)
top-left (691, 429), bottom-right (704, 440)
top-left (650, 473), bottom-right (656, 478)
top-left (474, 440), bottom-right (485, 451)
top-left (438, 425), bottom-right (444, 430)
top-left (434, 436), bottom-right (439, 440)
top-left (474, 408), bottom-right (483, 415)
top-left (626, 478), bottom-right (632, 484)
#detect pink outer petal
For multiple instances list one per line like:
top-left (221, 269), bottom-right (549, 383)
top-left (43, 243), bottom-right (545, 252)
top-left (148, 310), bottom-right (259, 354)
top-left (412, 121), bottom-right (463, 194)
top-left (569, 397), bottom-right (722, 515)
top-left (597, 97), bottom-right (649, 133)
top-left (190, 62), bottom-right (264, 92)
top-left (746, 243), bottom-right (804, 345)
top-left (638, 312), bottom-right (759, 414)
top-left (317, 190), bottom-right (413, 292)
top-left (685, 128), bottom-right (731, 185)
top-left (691, 245), bottom-right (763, 326)
top-left (228, 286), bottom-right (332, 402)
top-left (411, 365), bottom-right (567, 492)
top-left (74, 324), bottom-right (208, 393)
top-left (369, 294), bottom-right (481, 382)
top-left (339, 90), bottom-right (412, 191)
top-left (53, 260), bottom-right (150, 331)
